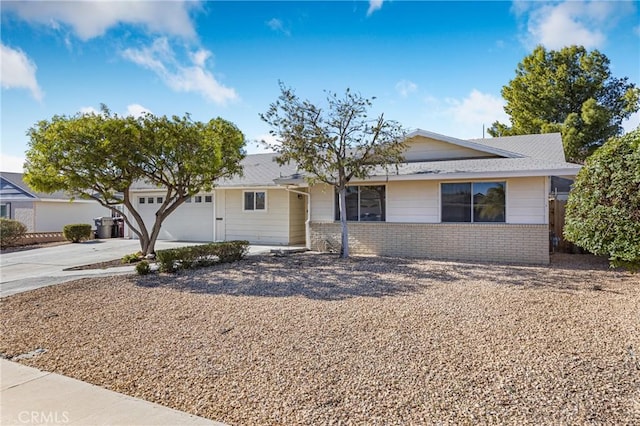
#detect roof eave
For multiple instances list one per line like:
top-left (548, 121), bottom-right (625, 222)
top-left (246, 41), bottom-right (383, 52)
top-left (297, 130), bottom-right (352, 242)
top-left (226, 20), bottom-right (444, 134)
top-left (273, 177), bottom-right (308, 187)
top-left (358, 167), bottom-right (582, 182)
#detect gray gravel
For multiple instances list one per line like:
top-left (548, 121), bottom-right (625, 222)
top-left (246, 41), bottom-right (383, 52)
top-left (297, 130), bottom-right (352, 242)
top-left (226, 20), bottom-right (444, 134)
top-left (1, 253), bottom-right (639, 425)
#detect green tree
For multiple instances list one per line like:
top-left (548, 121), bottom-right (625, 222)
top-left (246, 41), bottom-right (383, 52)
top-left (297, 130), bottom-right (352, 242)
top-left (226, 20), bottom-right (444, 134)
top-left (564, 128), bottom-right (640, 271)
top-left (25, 106), bottom-right (245, 255)
top-left (489, 45), bottom-right (639, 162)
top-left (260, 83), bottom-right (406, 258)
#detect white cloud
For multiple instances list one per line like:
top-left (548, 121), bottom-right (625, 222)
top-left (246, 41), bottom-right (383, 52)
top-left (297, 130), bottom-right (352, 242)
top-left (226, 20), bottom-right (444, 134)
top-left (189, 49), bottom-right (210, 68)
top-left (0, 43), bottom-right (43, 101)
top-left (0, 153), bottom-right (26, 173)
top-left (444, 90), bottom-right (509, 138)
top-left (517, 0), bottom-right (636, 49)
top-left (395, 80), bottom-right (417, 98)
top-left (3, 0), bottom-right (198, 40)
top-left (367, 0), bottom-right (384, 16)
top-left (249, 133), bottom-right (279, 154)
top-left (78, 104), bottom-right (151, 118)
top-left (266, 18), bottom-right (291, 36)
top-left (122, 38), bottom-right (238, 105)
top-left (79, 106), bottom-right (99, 115)
top-left (126, 104), bottom-right (152, 118)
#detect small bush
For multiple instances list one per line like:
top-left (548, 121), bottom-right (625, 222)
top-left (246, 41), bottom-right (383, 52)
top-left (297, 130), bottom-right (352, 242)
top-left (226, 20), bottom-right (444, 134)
top-left (63, 223), bottom-right (92, 243)
top-left (0, 218), bottom-right (28, 248)
top-left (122, 252), bottom-right (143, 264)
top-left (135, 260), bottom-right (151, 275)
top-left (156, 240), bottom-right (249, 273)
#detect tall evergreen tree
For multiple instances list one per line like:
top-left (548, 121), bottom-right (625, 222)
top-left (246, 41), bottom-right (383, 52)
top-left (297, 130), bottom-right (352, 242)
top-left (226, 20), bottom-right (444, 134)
top-left (489, 45), bottom-right (639, 162)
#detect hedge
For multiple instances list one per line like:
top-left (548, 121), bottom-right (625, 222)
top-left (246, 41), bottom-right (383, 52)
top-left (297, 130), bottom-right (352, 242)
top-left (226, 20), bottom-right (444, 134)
top-left (0, 218), bottom-right (28, 248)
top-left (156, 240), bottom-right (250, 273)
top-left (63, 223), bottom-right (93, 243)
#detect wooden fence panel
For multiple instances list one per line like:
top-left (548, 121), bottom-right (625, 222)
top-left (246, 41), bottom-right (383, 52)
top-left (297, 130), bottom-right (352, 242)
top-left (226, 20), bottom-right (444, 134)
top-left (549, 198), bottom-right (575, 253)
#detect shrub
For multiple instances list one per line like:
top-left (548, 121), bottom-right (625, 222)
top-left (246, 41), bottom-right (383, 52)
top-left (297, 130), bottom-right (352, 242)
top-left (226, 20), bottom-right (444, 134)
top-left (156, 240), bottom-right (250, 273)
top-left (0, 218), bottom-right (28, 248)
top-left (122, 252), bottom-right (143, 264)
top-left (564, 128), bottom-right (640, 271)
top-left (63, 223), bottom-right (92, 243)
top-left (135, 260), bottom-right (151, 275)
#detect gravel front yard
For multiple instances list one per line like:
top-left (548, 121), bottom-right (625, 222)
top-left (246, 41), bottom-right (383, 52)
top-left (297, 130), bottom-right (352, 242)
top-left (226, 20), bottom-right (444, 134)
top-left (1, 253), bottom-right (639, 425)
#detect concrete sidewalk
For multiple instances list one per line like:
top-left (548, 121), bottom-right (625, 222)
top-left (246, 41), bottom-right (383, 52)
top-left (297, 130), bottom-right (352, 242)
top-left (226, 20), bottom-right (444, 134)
top-left (0, 359), bottom-right (224, 425)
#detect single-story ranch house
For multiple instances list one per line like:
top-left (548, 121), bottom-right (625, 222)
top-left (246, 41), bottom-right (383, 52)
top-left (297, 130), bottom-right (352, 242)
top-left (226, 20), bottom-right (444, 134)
top-left (0, 171), bottom-right (111, 233)
top-left (128, 129), bottom-right (581, 264)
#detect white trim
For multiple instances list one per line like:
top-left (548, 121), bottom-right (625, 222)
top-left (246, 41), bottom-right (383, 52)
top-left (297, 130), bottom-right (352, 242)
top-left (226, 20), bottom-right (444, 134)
top-left (544, 176), bottom-right (550, 225)
top-left (212, 191), bottom-right (217, 242)
top-left (36, 198), bottom-right (104, 204)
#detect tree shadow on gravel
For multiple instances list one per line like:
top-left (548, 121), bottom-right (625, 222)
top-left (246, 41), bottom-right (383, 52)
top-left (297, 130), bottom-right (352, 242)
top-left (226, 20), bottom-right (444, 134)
top-left (133, 253), bottom-right (629, 300)
top-left (423, 258), bottom-right (628, 294)
top-left (133, 253), bottom-right (459, 301)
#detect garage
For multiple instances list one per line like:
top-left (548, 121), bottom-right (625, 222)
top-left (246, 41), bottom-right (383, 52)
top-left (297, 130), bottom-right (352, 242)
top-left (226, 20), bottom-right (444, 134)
top-left (133, 193), bottom-right (215, 242)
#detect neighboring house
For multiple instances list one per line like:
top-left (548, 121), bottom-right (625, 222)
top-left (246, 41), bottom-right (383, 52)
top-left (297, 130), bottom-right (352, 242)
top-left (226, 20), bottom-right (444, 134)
top-left (128, 130), bottom-right (581, 264)
top-left (0, 172), bottom-right (111, 232)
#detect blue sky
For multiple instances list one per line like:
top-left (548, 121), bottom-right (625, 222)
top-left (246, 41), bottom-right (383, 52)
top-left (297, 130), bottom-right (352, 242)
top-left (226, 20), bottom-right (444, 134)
top-left (1, 0), bottom-right (639, 172)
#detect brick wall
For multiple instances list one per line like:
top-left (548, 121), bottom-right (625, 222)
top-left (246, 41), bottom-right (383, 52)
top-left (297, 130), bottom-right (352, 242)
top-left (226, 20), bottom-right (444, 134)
top-left (311, 222), bottom-right (549, 264)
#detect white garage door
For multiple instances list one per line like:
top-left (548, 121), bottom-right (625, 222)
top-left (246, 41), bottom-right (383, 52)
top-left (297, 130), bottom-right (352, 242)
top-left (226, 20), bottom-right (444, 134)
top-left (135, 194), bottom-right (215, 242)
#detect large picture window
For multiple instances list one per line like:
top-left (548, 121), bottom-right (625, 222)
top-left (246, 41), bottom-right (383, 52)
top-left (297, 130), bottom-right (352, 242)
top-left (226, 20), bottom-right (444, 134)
top-left (244, 191), bottom-right (266, 211)
top-left (335, 185), bottom-right (386, 222)
top-left (441, 182), bottom-right (505, 223)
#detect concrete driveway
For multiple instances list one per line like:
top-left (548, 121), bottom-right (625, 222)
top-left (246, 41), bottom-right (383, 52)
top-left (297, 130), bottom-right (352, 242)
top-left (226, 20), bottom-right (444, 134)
top-left (0, 239), bottom-right (292, 298)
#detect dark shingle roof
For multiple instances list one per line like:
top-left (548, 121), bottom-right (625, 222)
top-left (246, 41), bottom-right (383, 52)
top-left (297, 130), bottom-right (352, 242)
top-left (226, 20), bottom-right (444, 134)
top-left (380, 157), bottom-right (580, 180)
top-left (129, 153), bottom-right (299, 190)
top-left (469, 133), bottom-right (566, 162)
top-left (272, 132), bottom-right (580, 184)
top-left (218, 153), bottom-right (299, 187)
top-left (0, 172), bottom-right (74, 200)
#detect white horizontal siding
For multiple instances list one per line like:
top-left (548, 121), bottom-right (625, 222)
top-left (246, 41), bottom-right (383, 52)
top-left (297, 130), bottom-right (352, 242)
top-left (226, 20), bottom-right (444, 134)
top-left (224, 189), bottom-right (290, 244)
top-left (386, 181), bottom-right (439, 223)
top-left (403, 137), bottom-right (494, 162)
top-left (506, 177), bottom-right (546, 224)
top-left (310, 184), bottom-right (335, 221)
top-left (310, 176), bottom-right (548, 225)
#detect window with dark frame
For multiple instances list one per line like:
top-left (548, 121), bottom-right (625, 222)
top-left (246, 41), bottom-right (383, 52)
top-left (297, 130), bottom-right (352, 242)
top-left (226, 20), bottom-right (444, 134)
top-left (441, 182), bottom-right (505, 223)
top-left (244, 191), bottom-right (266, 211)
top-left (139, 197), bottom-right (145, 204)
top-left (205, 195), bottom-right (212, 203)
top-left (195, 196), bottom-right (202, 203)
top-left (147, 197), bottom-right (154, 204)
top-left (334, 185), bottom-right (386, 222)
top-left (157, 197), bottom-right (163, 204)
